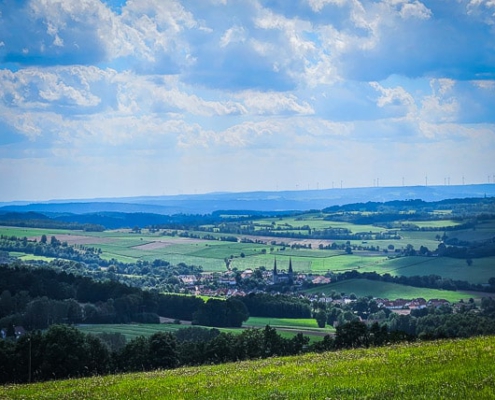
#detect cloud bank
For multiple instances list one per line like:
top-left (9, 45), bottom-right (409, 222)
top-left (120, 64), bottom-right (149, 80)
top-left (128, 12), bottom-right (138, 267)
top-left (0, 0), bottom-right (494, 200)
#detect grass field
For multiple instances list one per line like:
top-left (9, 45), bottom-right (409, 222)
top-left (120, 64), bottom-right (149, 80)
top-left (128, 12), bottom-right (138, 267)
top-left (304, 279), bottom-right (479, 301)
top-left (77, 317), bottom-right (334, 342)
top-left (1, 222), bottom-right (494, 285)
top-left (244, 317), bottom-right (321, 329)
top-left (2, 336), bottom-right (495, 399)
top-left (243, 317), bottom-right (335, 337)
top-left (378, 256), bottom-right (495, 284)
top-left (77, 323), bottom-right (186, 340)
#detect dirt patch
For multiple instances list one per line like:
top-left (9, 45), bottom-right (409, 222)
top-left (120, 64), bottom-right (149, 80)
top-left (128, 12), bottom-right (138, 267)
top-left (132, 238), bottom-right (205, 250)
top-left (133, 241), bottom-right (176, 250)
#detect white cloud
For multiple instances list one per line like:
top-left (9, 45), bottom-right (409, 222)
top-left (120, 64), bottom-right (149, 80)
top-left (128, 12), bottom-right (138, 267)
top-left (420, 79), bottom-right (459, 123)
top-left (399, 1), bottom-right (432, 20)
top-left (370, 81), bottom-right (417, 117)
top-left (220, 25), bottom-right (247, 47)
top-left (236, 91), bottom-right (314, 115)
top-left (307, 0), bottom-right (348, 12)
top-left (1, 0), bottom-right (494, 200)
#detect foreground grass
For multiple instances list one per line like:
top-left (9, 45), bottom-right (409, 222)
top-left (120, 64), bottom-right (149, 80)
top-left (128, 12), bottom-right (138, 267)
top-left (2, 336), bottom-right (495, 399)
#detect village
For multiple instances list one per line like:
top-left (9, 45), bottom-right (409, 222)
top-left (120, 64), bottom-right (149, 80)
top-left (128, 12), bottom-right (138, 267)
top-left (176, 258), bottom-right (456, 324)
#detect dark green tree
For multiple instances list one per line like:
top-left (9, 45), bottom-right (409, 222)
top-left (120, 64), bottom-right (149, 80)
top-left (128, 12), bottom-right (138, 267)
top-left (148, 332), bottom-right (178, 370)
top-left (315, 310), bottom-right (327, 328)
top-left (334, 320), bottom-right (370, 349)
top-left (0, 339), bottom-right (15, 383)
top-left (40, 325), bottom-right (88, 380)
top-left (84, 334), bottom-right (111, 376)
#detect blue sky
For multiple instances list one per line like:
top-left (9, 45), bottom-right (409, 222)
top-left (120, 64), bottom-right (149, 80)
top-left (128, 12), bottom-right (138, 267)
top-left (1, 0), bottom-right (494, 201)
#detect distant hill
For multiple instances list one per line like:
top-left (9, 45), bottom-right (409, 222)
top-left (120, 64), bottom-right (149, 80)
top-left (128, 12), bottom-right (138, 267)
top-left (1, 184), bottom-right (494, 216)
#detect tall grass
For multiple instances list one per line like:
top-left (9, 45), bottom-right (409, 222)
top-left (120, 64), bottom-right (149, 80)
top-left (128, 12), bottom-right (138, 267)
top-left (2, 336), bottom-right (494, 399)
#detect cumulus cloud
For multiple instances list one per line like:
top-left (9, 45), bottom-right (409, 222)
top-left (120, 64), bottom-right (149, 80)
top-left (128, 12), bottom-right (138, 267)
top-left (0, 0), bottom-right (494, 200)
top-left (0, 0), bottom-right (115, 65)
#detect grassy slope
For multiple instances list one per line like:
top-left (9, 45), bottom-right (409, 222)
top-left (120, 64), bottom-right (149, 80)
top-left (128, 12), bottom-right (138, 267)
top-left (2, 336), bottom-right (495, 399)
top-left (304, 279), bottom-right (477, 301)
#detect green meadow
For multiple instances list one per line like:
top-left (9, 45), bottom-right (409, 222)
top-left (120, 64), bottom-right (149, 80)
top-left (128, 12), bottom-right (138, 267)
top-left (77, 317), bottom-right (334, 341)
top-left (304, 279), bottom-right (479, 302)
top-left (378, 256), bottom-right (495, 284)
top-left (2, 336), bottom-right (495, 399)
top-left (77, 323), bottom-right (185, 340)
top-left (1, 215), bottom-right (494, 288)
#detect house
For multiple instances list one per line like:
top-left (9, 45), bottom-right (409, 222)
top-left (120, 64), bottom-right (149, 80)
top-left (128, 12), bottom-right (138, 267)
top-left (0, 326), bottom-right (26, 339)
top-left (178, 275), bottom-right (197, 285)
top-left (311, 276), bottom-right (331, 285)
top-left (218, 274), bottom-right (237, 285)
top-left (382, 299), bottom-right (409, 310)
top-left (427, 299), bottom-right (450, 308)
top-left (14, 326), bottom-right (26, 338)
top-left (407, 298), bottom-right (427, 309)
top-left (241, 269), bottom-right (253, 279)
top-left (200, 272), bottom-right (214, 282)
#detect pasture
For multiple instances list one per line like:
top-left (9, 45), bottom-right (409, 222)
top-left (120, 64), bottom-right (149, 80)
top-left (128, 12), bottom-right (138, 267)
top-left (77, 317), bottom-right (332, 341)
top-left (78, 323), bottom-right (184, 340)
top-left (304, 279), bottom-right (479, 302)
top-left (378, 256), bottom-right (495, 284)
top-left (1, 214), bottom-right (494, 287)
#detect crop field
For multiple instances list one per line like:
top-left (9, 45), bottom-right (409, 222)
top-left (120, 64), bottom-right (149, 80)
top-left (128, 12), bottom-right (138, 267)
top-left (1, 216), bottom-right (494, 286)
top-left (76, 318), bottom-right (330, 342)
top-left (3, 336), bottom-right (495, 399)
top-left (245, 317), bottom-right (320, 329)
top-left (406, 220), bottom-right (461, 228)
top-left (449, 221), bottom-right (495, 242)
top-left (378, 256), bottom-right (495, 284)
top-left (77, 323), bottom-right (185, 340)
top-left (18, 254), bottom-right (57, 262)
top-left (244, 317), bottom-right (335, 336)
top-left (304, 279), bottom-right (478, 302)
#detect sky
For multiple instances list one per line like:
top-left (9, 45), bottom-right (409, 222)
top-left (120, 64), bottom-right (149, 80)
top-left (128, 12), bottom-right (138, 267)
top-left (1, 0), bottom-right (495, 202)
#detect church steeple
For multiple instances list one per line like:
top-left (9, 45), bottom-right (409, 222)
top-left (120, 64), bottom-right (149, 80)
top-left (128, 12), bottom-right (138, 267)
top-left (288, 258), bottom-right (293, 274)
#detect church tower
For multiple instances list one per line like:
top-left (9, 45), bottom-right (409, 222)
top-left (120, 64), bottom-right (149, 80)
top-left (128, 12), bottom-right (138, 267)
top-left (288, 257), bottom-right (294, 283)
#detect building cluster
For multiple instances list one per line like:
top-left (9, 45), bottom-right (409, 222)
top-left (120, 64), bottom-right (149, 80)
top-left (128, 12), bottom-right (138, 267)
top-left (176, 258), bottom-right (332, 296)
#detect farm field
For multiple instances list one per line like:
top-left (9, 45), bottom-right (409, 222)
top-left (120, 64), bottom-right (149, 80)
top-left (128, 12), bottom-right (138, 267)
top-left (77, 317), bottom-right (334, 342)
top-left (243, 317), bottom-right (335, 337)
top-left (254, 215), bottom-right (389, 234)
top-left (1, 216), bottom-right (494, 286)
top-left (78, 323), bottom-right (185, 340)
top-left (377, 256), bottom-right (495, 284)
top-left (304, 279), bottom-right (479, 302)
top-left (3, 336), bottom-right (495, 399)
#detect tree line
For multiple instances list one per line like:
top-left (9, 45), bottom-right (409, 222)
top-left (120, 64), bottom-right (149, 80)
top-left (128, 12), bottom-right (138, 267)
top-left (0, 320), bottom-right (414, 385)
top-left (239, 293), bottom-right (311, 318)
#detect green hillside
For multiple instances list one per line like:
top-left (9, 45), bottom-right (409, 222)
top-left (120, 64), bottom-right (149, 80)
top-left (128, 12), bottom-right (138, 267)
top-left (304, 278), bottom-right (478, 301)
top-left (2, 336), bottom-right (495, 399)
